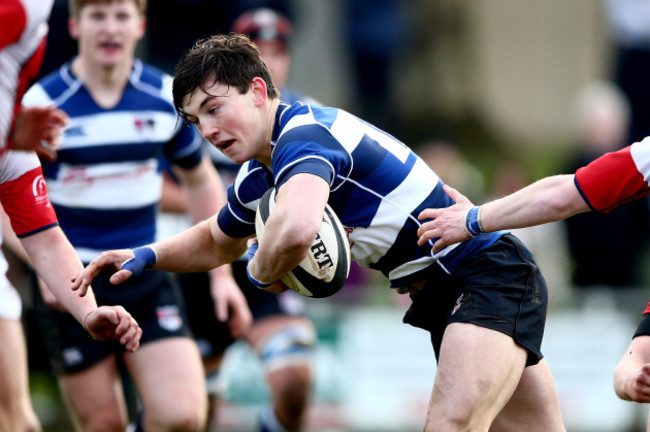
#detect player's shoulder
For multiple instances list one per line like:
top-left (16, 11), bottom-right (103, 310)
top-left (23, 63), bottom-right (72, 106)
top-left (130, 60), bottom-right (174, 102)
top-left (231, 160), bottom-right (273, 205)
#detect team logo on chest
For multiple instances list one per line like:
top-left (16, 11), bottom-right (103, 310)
top-left (133, 117), bottom-right (156, 133)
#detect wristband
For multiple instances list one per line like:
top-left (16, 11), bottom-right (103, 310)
top-left (476, 206), bottom-right (486, 234)
top-left (465, 206), bottom-right (481, 238)
top-left (246, 265), bottom-right (273, 289)
top-left (121, 246), bottom-right (157, 276)
top-left (246, 242), bottom-right (272, 289)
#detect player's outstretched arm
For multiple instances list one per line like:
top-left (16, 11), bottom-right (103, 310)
top-left (417, 175), bottom-right (589, 252)
top-left (614, 336), bottom-right (650, 403)
top-left (20, 226), bottom-right (143, 351)
top-left (71, 248), bottom-right (141, 295)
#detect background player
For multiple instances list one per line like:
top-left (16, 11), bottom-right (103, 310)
top-left (20, 1), bottom-right (249, 430)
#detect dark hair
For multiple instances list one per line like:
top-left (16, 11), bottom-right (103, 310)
top-left (172, 33), bottom-right (278, 122)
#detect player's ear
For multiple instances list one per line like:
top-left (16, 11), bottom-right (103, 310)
top-left (136, 16), bottom-right (147, 40)
top-left (68, 17), bottom-right (80, 40)
top-left (250, 77), bottom-right (268, 107)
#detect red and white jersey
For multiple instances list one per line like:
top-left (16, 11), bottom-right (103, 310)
top-left (0, 0), bottom-right (54, 153)
top-left (574, 139), bottom-right (650, 213)
top-left (0, 150), bottom-right (58, 237)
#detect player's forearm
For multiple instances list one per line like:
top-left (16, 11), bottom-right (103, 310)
top-left (151, 218), bottom-right (238, 272)
top-left (20, 227), bottom-right (98, 324)
top-left (480, 174), bottom-right (588, 232)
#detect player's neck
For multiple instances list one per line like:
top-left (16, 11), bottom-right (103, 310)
top-left (258, 98), bottom-right (281, 167)
top-left (71, 57), bottom-right (133, 109)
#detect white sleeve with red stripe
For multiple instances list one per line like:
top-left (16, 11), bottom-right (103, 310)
top-left (0, 150), bottom-right (58, 237)
top-left (574, 139), bottom-right (650, 213)
top-left (0, 0), bottom-right (54, 152)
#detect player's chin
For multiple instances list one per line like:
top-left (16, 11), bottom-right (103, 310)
top-left (264, 281), bottom-right (290, 295)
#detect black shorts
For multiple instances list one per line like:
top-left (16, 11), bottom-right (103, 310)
top-left (33, 269), bottom-right (192, 374)
top-left (403, 234), bottom-right (548, 366)
top-left (178, 260), bottom-right (294, 359)
top-left (633, 312), bottom-right (650, 338)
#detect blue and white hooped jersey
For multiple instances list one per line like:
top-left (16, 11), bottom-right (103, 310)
top-left (218, 102), bottom-right (507, 288)
top-left (22, 60), bottom-right (204, 262)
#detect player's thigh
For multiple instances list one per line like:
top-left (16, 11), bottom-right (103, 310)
top-left (427, 322), bottom-right (527, 427)
top-left (0, 319), bottom-right (29, 398)
top-left (489, 358), bottom-right (564, 432)
top-left (57, 355), bottom-right (128, 430)
top-left (124, 337), bottom-right (206, 418)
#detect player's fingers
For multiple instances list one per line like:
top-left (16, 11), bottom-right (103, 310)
top-left (432, 238), bottom-right (446, 253)
top-left (109, 269), bottom-right (133, 285)
top-left (443, 184), bottom-right (471, 205)
top-left (418, 208), bottom-right (440, 221)
top-left (47, 107), bottom-right (69, 126)
top-left (215, 298), bottom-right (228, 322)
top-left (417, 220), bottom-right (436, 238)
top-left (36, 141), bottom-right (58, 162)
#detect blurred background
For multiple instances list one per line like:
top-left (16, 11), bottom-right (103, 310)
top-left (16, 0), bottom-right (650, 430)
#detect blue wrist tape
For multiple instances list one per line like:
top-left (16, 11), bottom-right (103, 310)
top-left (121, 246), bottom-right (157, 276)
top-left (465, 207), bottom-right (481, 237)
top-left (246, 243), bottom-right (272, 289)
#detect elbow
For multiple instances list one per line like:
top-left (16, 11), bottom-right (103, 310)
top-left (279, 221), bottom-right (320, 253)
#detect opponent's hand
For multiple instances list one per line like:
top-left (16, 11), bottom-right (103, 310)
top-left (71, 248), bottom-right (139, 296)
top-left (417, 184), bottom-right (475, 253)
top-left (617, 363), bottom-right (650, 402)
top-left (209, 270), bottom-right (253, 339)
top-left (11, 106), bottom-right (68, 161)
top-left (83, 305), bottom-right (142, 352)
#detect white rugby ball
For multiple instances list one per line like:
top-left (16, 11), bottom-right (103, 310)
top-left (255, 187), bottom-right (351, 298)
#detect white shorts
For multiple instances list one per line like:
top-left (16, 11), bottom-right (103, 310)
top-left (0, 252), bottom-right (21, 320)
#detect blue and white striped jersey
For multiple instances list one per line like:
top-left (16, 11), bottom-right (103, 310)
top-left (22, 60), bottom-right (204, 262)
top-left (218, 102), bottom-right (507, 288)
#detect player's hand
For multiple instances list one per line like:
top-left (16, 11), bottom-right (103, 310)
top-left (83, 305), bottom-right (142, 352)
top-left (209, 269), bottom-right (253, 339)
top-left (245, 238), bottom-right (289, 295)
top-left (71, 248), bottom-right (139, 296)
top-left (619, 364), bottom-right (650, 403)
top-left (417, 184), bottom-right (475, 253)
top-left (11, 106), bottom-right (69, 161)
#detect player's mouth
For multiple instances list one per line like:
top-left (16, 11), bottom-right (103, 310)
top-left (217, 139), bottom-right (235, 152)
top-left (99, 41), bottom-right (121, 53)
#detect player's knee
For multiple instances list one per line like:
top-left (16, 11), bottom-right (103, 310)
top-left (258, 325), bottom-right (315, 373)
top-left (145, 408), bottom-right (205, 432)
top-left (82, 413), bottom-right (125, 432)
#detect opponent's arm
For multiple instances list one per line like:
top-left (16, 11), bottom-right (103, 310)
top-left (614, 335), bottom-right (650, 403)
top-left (418, 174), bottom-right (589, 252)
top-left (247, 173), bottom-right (330, 285)
top-left (21, 226), bottom-right (141, 350)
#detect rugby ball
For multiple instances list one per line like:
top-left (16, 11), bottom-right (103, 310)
top-left (255, 187), bottom-right (351, 298)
